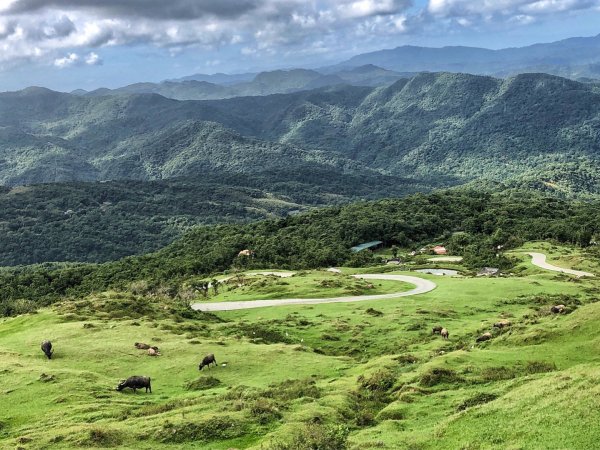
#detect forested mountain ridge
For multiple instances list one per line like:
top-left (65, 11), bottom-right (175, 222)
top-left (328, 34), bottom-right (600, 79)
top-left (72, 66), bottom-right (412, 101)
top-left (2, 72), bottom-right (599, 189)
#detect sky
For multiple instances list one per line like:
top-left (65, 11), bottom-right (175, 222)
top-left (0, 0), bottom-right (599, 91)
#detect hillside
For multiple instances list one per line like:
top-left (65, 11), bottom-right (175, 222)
top-left (2, 72), bottom-right (600, 191)
top-left (0, 173), bottom-right (434, 266)
top-left (1, 187), bottom-right (598, 315)
top-left (0, 239), bottom-right (598, 448)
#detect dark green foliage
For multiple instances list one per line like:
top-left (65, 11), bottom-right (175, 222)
top-left (0, 174), bottom-right (426, 266)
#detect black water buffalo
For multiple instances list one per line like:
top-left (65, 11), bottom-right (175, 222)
top-left (116, 376), bottom-right (152, 393)
top-left (41, 340), bottom-right (53, 359)
top-left (432, 326), bottom-right (443, 335)
top-left (199, 353), bottom-right (217, 370)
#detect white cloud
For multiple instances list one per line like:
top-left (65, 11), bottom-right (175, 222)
top-left (0, 0), bottom-right (598, 70)
top-left (53, 52), bottom-right (79, 67)
top-left (85, 51), bottom-right (101, 65)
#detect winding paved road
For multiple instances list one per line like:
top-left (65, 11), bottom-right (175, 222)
top-left (192, 273), bottom-right (436, 312)
top-left (528, 252), bottom-right (594, 277)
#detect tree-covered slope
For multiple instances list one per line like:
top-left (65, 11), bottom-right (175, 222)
top-left (1, 187), bottom-right (598, 313)
top-left (0, 172), bottom-right (435, 266)
top-left (2, 72), bottom-right (600, 191)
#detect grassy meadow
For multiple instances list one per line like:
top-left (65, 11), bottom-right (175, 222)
top-left (0, 243), bottom-right (598, 449)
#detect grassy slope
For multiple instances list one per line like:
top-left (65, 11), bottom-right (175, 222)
top-left (201, 272), bottom-right (412, 302)
top-left (0, 244), bottom-right (598, 449)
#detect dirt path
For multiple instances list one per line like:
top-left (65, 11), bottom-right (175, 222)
top-left (192, 273), bottom-right (437, 312)
top-left (528, 252), bottom-right (594, 277)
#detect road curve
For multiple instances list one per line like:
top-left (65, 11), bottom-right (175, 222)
top-left (192, 273), bottom-right (436, 312)
top-left (528, 252), bottom-right (594, 277)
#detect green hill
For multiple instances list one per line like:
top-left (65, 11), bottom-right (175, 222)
top-left (0, 241), bottom-right (598, 449)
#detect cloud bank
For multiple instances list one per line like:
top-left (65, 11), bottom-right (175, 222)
top-left (0, 0), bottom-right (598, 69)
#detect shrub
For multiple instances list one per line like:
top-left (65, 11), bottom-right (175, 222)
top-left (480, 366), bottom-right (518, 382)
top-left (456, 392), bottom-right (499, 411)
top-left (249, 398), bottom-right (282, 424)
top-left (79, 428), bottom-right (123, 447)
top-left (419, 367), bottom-right (462, 387)
top-left (185, 376), bottom-right (221, 391)
top-left (321, 333), bottom-right (341, 341)
top-left (264, 379), bottom-right (321, 401)
top-left (395, 354), bottom-right (419, 365)
top-left (358, 369), bottom-right (396, 392)
top-left (525, 360), bottom-right (557, 374)
top-left (267, 423), bottom-right (349, 450)
top-left (159, 416), bottom-right (247, 443)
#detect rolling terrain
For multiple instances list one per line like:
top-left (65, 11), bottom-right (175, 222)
top-left (2, 72), bottom-right (599, 189)
top-left (0, 243), bottom-right (598, 449)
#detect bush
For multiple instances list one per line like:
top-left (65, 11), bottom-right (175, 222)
top-left (457, 392), bottom-right (499, 411)
top-left (267, 423), bottom-right (349, 450)
top-left (79, 428), bottom-right (123, 447)
top-left (525, 360), bottom-right (557, 374)
top-left (358, 369), bottom-right (396, 392)
top-left (365, 308), bottom-right (383, 316)
top-left (249, 398), bottom-right (282, 424)
top-left (419, 367), bottom-right (462, 387)
top-left (264, 379), bottom-right (321, 401)
top-left (159, 416), bottom-right (247, 443)
top-left (185, 376), bottom-right (221, 391)
top-left (480, 366), bottom-right (518, 382)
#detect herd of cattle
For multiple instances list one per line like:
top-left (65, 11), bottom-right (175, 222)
top-left (39, 303), bottom-right (567, 393)
top-left (39, 340), bottom-right (217, 394)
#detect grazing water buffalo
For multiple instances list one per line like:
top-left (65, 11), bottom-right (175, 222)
top-left (147, 347), bottom-right (160, 357)
top-left (493, 320), bottom-right (511, 329)
top-left (551, 304), bottom-right (566, 314)
top-left (432, 326), bottom-right (443, 335)
top-left (440, 328), bottom-right (449, 340)
top-left (41, 340), bottom-right (53, 359)
top-left (476, 332), bottom-right (493, 343)
top-left (116, 376), bottom-right (152, 393)
top-left (135, 342), bottom-right (151, 350)
top-left (199, 353), bottom-right (217, 370)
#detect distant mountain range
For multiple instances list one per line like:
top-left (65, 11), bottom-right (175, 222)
top-left (2, 72), bottom-right (599, 192)
top-left (65, 34), bottom-right (600, 103)
top-left (327, 34), bottom-right (600, 80)
top-left (72, 65), bottom-right (414, 101)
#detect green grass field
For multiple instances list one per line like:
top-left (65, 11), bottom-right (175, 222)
top-left (198, 271), bottom-right (412, 303)
top-left (0, 243), bottom-right (598, 449)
